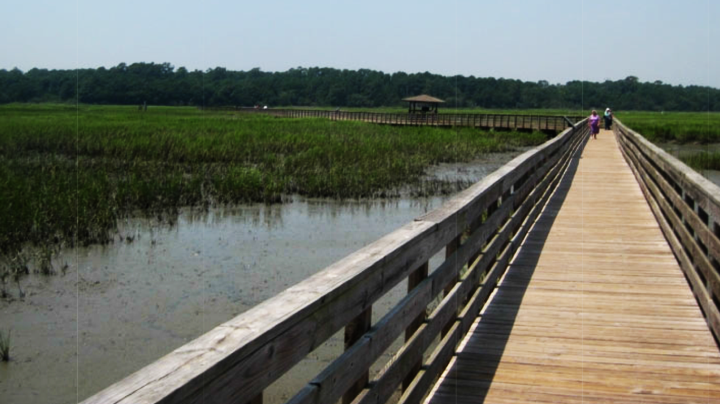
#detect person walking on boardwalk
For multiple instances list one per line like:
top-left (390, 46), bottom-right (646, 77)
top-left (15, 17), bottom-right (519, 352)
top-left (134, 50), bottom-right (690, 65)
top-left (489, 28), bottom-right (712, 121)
top-left (589, 110), bottom-right (600, 140)
top-left (604, 108), bottom-right (613, 130)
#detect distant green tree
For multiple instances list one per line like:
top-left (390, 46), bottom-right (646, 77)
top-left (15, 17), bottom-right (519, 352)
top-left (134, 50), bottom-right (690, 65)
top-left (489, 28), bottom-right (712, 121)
top-left (1, 64), bottom-right (719, 111)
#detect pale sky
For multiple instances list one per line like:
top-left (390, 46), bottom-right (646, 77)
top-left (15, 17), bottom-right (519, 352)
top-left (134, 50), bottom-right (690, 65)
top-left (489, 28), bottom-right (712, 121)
top-left (1, 0), bottom-right (718, 87)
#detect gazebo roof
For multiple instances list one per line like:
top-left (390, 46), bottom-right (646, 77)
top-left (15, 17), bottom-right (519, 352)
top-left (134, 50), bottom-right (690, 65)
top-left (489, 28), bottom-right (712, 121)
top-left (402, 94), bottom-right (445, 103)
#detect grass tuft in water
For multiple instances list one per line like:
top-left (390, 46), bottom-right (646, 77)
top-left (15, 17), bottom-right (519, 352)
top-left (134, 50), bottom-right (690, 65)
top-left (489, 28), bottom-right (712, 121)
top-left (0, 329), bottom-right (10, 362)
top-left (1, 250), bottom-right (29, 298)
top-left (36, 246), bottom-right (56, 275)
top-left (679, 152), bottom-right (720, 171)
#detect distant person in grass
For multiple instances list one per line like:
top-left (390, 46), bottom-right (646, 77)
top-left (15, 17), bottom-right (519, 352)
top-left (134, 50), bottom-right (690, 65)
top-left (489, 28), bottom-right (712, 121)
top-left (604, 108), bottom-right (613, 130)
top-left (589, 110), bottom-right (600, 140)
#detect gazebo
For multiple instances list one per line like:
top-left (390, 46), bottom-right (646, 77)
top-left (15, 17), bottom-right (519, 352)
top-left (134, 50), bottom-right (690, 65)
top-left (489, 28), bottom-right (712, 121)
top-left (402, 94), bottom-right (445, 114)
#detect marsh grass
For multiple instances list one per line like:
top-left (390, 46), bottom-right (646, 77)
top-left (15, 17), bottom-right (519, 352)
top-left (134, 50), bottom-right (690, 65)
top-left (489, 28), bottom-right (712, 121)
top-left (0, 104), bottom-right (547, 252)
top-left (2, 251), bottom-right (30, 298)
top-left (0, 264), bottom-right (8, 298)
top-left (679, 152), bottom-right (720, 171)
top-left (619, 111), bottom-right (720, 143)
top-left (0, 329), bottom-right (11, 361)
top-left (617, 111), bottom-right (720, 177)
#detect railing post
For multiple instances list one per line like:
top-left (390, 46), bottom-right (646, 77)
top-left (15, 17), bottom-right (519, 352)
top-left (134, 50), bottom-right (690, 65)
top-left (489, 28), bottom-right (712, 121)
top-left (468, 214), bottom-right (484, 272)
top-left (403, 262), bottom-right (429, 391)
top-left (343, 307), bottom-right (372, 404)
top-left (690, 200), bottom-right (714, 297)
top-left (484, 197), bottom-right (502, 272)
top-left (442, 236), bottom-right (461, 336)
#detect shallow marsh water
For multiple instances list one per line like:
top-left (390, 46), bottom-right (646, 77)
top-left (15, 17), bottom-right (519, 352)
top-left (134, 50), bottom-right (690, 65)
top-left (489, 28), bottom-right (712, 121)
top-left (0, 153), bottom-right (519, 404)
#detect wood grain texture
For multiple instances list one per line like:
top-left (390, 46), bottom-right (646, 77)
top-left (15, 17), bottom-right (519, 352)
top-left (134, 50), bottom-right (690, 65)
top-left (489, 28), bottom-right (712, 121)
top-left (426, 130), bottom-right (720, 404)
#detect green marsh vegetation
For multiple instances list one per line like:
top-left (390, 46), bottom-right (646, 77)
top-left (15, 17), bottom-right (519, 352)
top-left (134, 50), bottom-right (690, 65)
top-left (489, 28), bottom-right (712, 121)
top-left (618, 111), bottom-right (720, 171)
top-left (679, 152), bottom-right (720, 171)
top-left (0, 104), bottom-right (547, 263)
top-left (619, 111), bottom-right (720, 143)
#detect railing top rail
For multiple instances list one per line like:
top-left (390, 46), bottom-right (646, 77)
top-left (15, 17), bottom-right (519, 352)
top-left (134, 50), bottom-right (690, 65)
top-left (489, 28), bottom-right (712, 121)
top-left (82, 120), bottom-right (586, 404)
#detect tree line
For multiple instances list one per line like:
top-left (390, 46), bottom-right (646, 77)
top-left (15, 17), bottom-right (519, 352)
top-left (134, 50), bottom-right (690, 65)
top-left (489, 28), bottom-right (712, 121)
top-left (1, 62), bottom-right (718, 111)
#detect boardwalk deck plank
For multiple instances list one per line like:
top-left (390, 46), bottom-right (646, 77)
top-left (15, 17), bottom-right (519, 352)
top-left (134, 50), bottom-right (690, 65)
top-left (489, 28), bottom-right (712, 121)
top-left (426, 129), bottom-right (720, 404)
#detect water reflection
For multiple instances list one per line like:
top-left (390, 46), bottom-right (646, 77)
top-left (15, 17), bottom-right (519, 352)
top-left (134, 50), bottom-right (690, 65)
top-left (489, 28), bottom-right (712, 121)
top-left (1, 196), bottom-right (449, 404)
top-left (169, 196), bottom-right (444, 228)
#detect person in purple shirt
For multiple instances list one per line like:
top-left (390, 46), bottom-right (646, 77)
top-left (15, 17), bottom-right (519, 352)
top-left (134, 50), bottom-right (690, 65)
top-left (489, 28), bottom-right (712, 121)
top-left (588, 110), bottom-right (600, 140)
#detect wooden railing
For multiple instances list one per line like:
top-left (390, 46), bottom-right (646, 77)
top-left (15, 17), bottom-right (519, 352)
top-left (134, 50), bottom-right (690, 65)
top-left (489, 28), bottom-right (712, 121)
top-left (81, 121), bottom-right (589, 404)
top-left (210, 107), bottom-right (583, 131)
top-left (616, 120), bottom-right (720, 342)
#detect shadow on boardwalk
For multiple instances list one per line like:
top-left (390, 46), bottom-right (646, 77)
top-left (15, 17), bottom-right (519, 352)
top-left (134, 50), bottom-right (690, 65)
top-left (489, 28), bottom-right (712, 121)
top-left (428, 135), bottom-right (588, 404)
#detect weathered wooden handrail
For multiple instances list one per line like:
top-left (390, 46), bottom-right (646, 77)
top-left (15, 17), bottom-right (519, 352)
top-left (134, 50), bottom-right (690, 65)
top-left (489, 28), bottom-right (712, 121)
top-left (615, 119), bottom-right (720, 343)
top-left (207, 107), bottom-right (583, 131)
top-left (82, 120), bottom-right (589, 404)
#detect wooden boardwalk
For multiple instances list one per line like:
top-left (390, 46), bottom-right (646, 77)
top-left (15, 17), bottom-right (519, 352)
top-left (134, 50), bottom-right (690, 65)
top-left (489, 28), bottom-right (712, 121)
top-left (222, 107), bottom-right (581, 132)
top-left (427, 129), bottom-right (720, 403)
